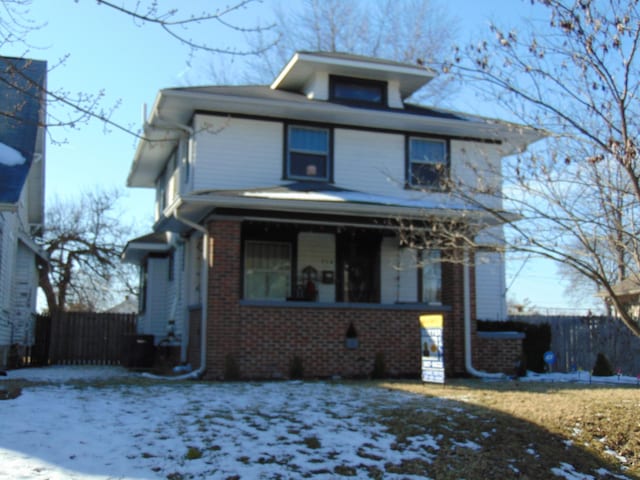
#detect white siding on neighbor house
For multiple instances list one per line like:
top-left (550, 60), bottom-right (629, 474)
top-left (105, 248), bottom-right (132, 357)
top-left (0, 213), bottom-right (17, 350)
top-left (192, 115), bottom-right (284, 192)
top-left (11, 242), bottom-right (37, 345)
top-left (297, 232), bottom-right (336, 302)
top-left (380, 236), bottom-right (418, 304)
top-left (139, 256), bottom-right (170, 342)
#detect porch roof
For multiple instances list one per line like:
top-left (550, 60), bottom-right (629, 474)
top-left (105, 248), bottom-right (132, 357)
top-left (121, 231), bottom-right (172, 264)
top-left (160, 182), bottom-right (515, 234)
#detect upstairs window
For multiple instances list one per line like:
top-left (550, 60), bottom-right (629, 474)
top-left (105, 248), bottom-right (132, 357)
top-left (407, 137), bottom-right (448, 189)
top-left (330, 75), bottom-right (386, 106)
top-left (287, 125), bottom-right (331, 181)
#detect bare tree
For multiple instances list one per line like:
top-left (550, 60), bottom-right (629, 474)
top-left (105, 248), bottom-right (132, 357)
top-left (1, 0), bottom-right (276, 139)
top-left (38, 188), bottom-right (138, 313)
top-left (443, 0), bottom-right (640, 336)
top-left (239, 0), bottom-right (458, 102)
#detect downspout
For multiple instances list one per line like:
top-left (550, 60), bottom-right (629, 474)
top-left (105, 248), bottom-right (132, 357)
top-left (463, 248), bottom-right (505, 379)
top-left (159, 210), bottom-right (208, 380)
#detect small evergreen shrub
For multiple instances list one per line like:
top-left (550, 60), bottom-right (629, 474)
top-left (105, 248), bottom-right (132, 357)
top-left (224, 354), bottom-right (240, 380)
top-left (289, 355), bottom-right (305, 379)
top-left (372, 352), bottom-right (386, 379)
top-left (592, 352), bottom-right (614, 376)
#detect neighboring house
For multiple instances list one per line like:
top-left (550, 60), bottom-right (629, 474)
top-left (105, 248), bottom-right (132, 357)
top-left (123, 52), bottom-right (540, 379)
top-left (0, 57), bottom-right (47, 368)
top-left (598, 275), bottom-right (640, 319)
top-left (105, 296), bottom-right (138, 314)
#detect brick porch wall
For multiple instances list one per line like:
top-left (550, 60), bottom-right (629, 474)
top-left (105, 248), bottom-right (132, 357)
top-left (473, 333), bottom-right (524, 375)
top-left (202, 218), bottom-right (511, 380)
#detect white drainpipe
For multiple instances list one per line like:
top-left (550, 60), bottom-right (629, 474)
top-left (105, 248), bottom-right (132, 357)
top-left (173, 211), bottom-right (208, 380)
top-left (463, 248), bottom-right (505, 379)
top-left (143, 211), bottom-right (208, 381)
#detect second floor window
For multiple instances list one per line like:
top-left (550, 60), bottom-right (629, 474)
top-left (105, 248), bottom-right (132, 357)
top-left (408, 137), bottom-right (448, 189)
top-left (287, 125), bottom-right (330, 181)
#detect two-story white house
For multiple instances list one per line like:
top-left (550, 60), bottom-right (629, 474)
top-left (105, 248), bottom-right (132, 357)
top-left (123, 52), bottom-right (539, 379)
top-left (0, 57), bottom-right (47, 368)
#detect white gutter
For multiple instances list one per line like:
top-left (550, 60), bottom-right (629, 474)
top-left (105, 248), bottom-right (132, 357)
top-left (463, 248), bottom-right (505, 379)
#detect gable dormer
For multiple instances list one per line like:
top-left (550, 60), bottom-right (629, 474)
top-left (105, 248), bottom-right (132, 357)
top-left (270, 51), bottom-right (435, 108)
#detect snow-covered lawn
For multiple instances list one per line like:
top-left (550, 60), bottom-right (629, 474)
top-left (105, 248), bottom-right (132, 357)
top-left (0, 366), bottom-right (633, 479)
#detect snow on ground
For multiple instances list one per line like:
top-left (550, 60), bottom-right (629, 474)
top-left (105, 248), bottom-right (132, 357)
top-left (0, 366), bottom-right (634, 479)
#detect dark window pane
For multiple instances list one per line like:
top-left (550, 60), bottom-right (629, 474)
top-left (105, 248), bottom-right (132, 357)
top-left (333, 81), bottom-right (383, 104)
top-left (289, 127), bottom-right (328, 152)
top-left (287, 126), bottom-right (329, 180)
top-left (411, 163), bottom-right (443, 188)
top-left (410, 139), bottom-right (446, 163)
top-left (289, 152), bottom-right (327, 178)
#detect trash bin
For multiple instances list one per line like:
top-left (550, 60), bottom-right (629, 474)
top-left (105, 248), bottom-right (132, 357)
top-left (122, 334), bottom-right (155, 368)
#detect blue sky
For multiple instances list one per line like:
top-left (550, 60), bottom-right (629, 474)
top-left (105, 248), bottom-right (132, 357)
top-left (3, 0), bottom-right (594, 314)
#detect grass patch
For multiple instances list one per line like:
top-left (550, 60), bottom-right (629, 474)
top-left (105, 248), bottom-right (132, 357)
top-left (303, 436), bottom-right (322, 449)
top-left (184, 446), bottom-right (203, 460)
top-left (379, 379), bottom-right (640, 478)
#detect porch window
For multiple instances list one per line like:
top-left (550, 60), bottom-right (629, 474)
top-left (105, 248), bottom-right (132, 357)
top-left (286, 125), bottom-right (330, 181)
top-left (420, 250), bottom-right (442, 305)
top-left (408, 137), bottom-right (447, 189)
top-left (244, 241), bottom-right (292, 300)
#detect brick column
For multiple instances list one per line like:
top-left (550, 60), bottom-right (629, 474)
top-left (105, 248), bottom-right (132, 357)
top-left (205, 219), bottom-right (242, 379)
top-left (441, 253), bottom-right (476, 377)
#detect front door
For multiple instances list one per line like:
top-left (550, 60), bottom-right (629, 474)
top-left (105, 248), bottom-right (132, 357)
top-left (337, 230), bottom-right (381, 303)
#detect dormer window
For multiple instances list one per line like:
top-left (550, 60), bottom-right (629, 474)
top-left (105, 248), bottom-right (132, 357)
top-left (329, 75), bottom-right (387, 106)
top-left (286, 125), bottom-right (331, 181)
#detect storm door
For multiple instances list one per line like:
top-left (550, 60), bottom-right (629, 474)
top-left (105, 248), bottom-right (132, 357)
top-left (337, 230), bottom-right (381, 303)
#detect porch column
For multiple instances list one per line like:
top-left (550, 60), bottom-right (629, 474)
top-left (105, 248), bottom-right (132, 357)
top-left (205, 219), bottom-right (242, 379)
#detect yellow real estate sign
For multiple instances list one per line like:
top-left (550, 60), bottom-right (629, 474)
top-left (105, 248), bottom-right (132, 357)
top-left (420, 314), bottom-right (445, 384)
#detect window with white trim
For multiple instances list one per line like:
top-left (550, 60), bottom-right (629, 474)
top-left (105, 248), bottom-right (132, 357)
top-left (244, 241), bottom-right (292, 300)
top-left (408, 137), bottom-right (447, 189)
top-left (286, 125), bottom-right (330, 181)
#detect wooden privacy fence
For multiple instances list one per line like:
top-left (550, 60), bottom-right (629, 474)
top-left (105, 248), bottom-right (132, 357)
top-left (511, 315), bottom-right (640, 375)
top-left (34, 312), bottom-right (137, 365)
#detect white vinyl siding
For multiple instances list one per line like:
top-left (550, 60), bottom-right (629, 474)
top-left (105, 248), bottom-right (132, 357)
top-left (334, 129), bottom-right (405, 196)
top-left (138, 257), bottom-right (169, 341)
top-left (192, 116), bottom-right (284, 191)
top-left (450, 140), bottom-right (504, 210)
top-left (475, 251), bottom-right (507, 320)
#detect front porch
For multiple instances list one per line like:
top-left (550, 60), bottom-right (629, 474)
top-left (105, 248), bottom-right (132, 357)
top-left (194, 217), bottom-right (472, 380)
